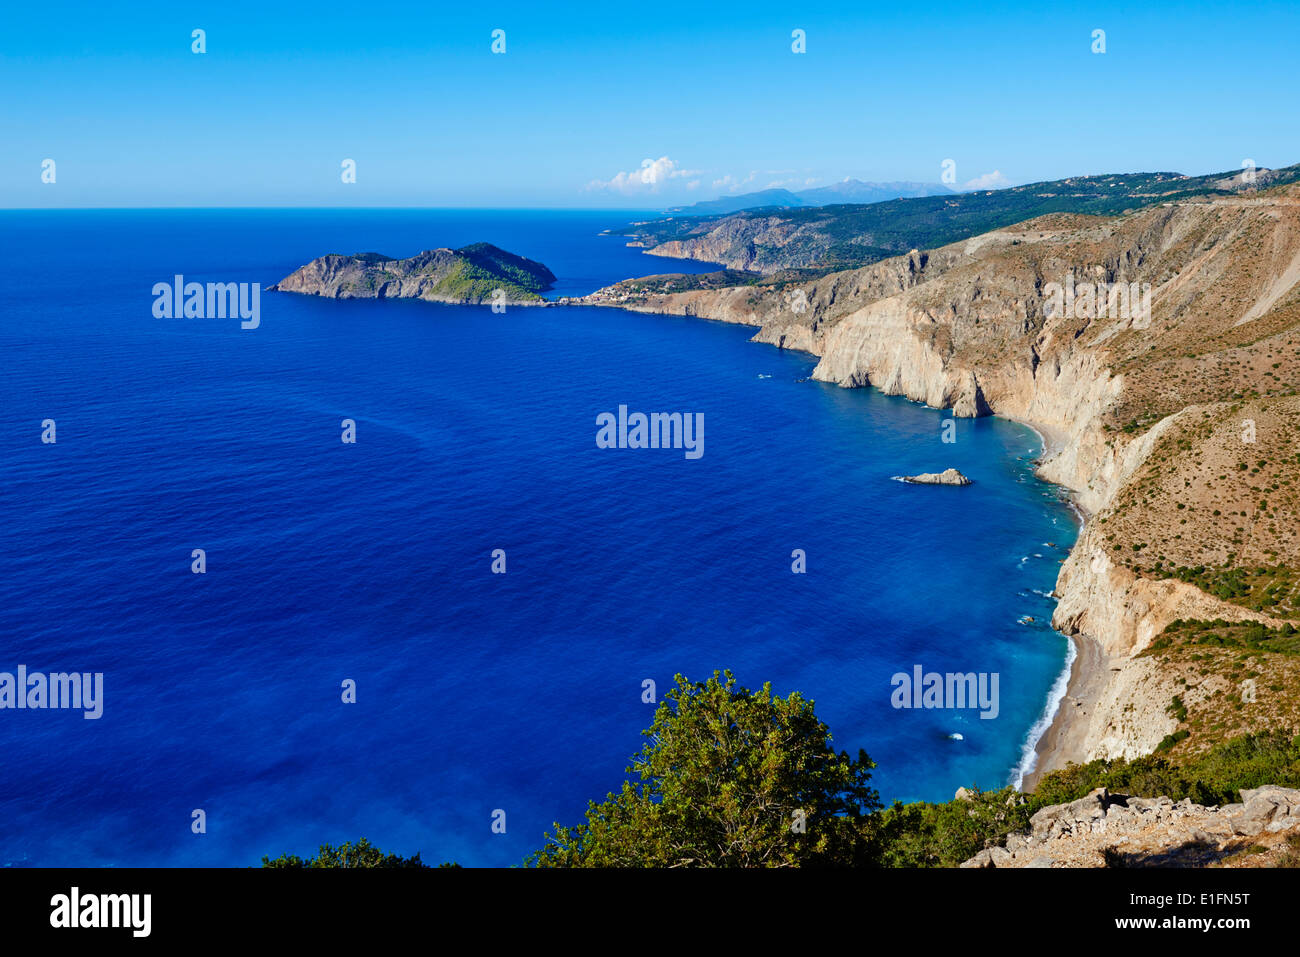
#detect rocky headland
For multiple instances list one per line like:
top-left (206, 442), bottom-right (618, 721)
top-left (270, 242), bottom-right (555, 305)
top-left (615, 166), bottom-right (1300, 275)
top-left (268, 175), bottom-right (1300, 825)
top-left (576, 178), bottom-right (1300, 788)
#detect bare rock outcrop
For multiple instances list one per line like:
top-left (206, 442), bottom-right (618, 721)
top-left (963, 786), bottom-right (1300, 868)
top-left (893, 468), bottom-right (972, 486)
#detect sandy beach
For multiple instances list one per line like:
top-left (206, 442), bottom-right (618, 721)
top-left (1021, 630), bottom-right (1111, 790)
top-left (1025, 420), bottom-right (1068, 462)
top-left (1018, 416), bottom-right (1105, 791)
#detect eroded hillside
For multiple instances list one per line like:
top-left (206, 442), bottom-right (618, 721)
top-left (615, 165), bottom-right (1300, 274)
top-left (578, 181), bottom-right (1300, 766)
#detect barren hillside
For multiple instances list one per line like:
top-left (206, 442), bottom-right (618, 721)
top-left (576, 181), bottom-right (1300, 766)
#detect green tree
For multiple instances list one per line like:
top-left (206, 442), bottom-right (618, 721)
top-left (874, 787), bottom-right (1032, 867)
top-left (531, 671), bottom-right (881, 867)
top-left (261, 838), bottom-right (438, 868)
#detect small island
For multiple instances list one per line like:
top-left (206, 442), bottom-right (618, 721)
top-left (269, 242), bottom-right (555, 305)
top-left (893, 468), bottom-right (973, 486)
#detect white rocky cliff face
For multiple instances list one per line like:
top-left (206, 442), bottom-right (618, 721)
top-left (580, 191), bottom-right (1300, 771)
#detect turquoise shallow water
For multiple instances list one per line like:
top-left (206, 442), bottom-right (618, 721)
top-left (0, 209), bottom-right (1076, 866)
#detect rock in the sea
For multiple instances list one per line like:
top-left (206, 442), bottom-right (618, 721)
top-left (894, 468), bottom-right (972, 486)
top-left (270, 242), bottom-right (556, 306)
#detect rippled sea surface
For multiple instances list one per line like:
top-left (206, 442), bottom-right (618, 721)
top-left (0, 209), bottom-right (1075, 866)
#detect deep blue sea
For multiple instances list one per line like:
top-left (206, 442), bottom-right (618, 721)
top-left (0, 209), bottom-right (1076, 867)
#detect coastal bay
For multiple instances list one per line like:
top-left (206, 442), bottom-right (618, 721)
top-left (581, 180), bottom-right (1300, 785)
top-left (0, 208), bottom-right (1074, 865)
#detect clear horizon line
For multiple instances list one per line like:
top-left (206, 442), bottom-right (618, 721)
top-left (4, 160), bottom-right (1294, 213)
top-left (0, 204), bottom-right (678, 212)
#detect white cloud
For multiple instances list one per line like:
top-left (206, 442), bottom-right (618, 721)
top-left (586, 156), bottom-right (701, 193)
top-left (962, 170), bottom-right (1013, 190)
top-left (712, 170), bottom-right (758, 193)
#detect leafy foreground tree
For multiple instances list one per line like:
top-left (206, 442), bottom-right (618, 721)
top-left (531, 671), bottom-right (881, 867)
top-left (873, 787), bottom-right (1032, 867)
top-left (261, 838), bottom-right (455, 868)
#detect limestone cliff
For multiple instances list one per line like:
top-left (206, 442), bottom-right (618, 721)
top-left (579, 183), bottom-right (1300, 773)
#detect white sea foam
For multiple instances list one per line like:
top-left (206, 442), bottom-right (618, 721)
top-left (1011, 635), bottom-right (1077, 791)
top-left (1004, 423), bottom-right (1084, 792)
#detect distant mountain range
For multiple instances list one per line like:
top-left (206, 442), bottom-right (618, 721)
top-left (626, 165), bottom-right (1300, 274)
top-left (666, 180), bottom-right (958, 216)
top-left (588, 164), bottom-right (1300, 789)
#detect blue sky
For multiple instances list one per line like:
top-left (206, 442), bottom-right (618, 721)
top-left (3, 0), bottom-right (1297, 208)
